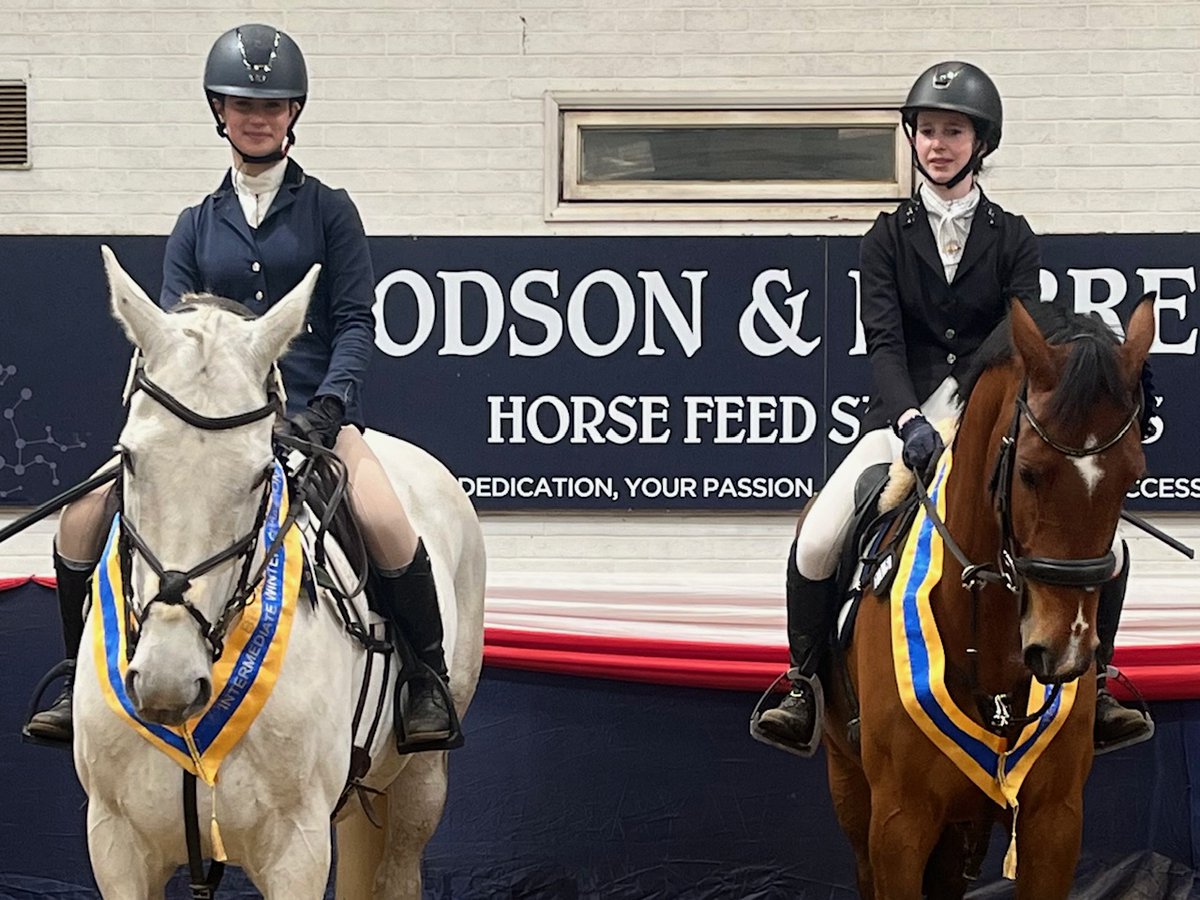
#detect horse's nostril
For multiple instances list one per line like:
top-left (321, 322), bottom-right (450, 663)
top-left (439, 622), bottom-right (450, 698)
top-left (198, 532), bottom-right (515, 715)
top-left (1024, 645), bottom-right (1052, 678)
top-left (124, 669), bottom-right (140, 704)
top-left (195, 679), bottom-right (212, 709)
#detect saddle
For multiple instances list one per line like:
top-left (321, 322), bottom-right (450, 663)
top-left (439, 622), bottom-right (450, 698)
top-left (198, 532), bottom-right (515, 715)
top-left (832, 462), bottom-right (921, 648)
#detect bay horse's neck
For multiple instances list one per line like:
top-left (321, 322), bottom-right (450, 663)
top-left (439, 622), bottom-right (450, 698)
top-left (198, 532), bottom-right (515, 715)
top-left (937, 364), bottom-right (1028, 693)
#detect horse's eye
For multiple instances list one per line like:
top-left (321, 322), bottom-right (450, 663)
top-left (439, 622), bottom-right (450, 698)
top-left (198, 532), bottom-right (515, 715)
top-left (1018, 466), bottom-right (1038, 488)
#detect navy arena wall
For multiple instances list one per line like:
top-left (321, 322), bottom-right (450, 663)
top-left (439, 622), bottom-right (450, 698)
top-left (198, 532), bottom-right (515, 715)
top-left (1, 233), bottom-right (1197, 512)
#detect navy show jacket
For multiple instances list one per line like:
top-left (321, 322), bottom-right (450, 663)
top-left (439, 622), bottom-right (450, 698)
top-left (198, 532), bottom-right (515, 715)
top-left (159, 159), bottom-right (376, 426)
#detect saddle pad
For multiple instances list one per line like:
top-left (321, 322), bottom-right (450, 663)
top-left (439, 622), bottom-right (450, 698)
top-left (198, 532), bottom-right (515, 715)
top-left (90, 461), bottom-right (303, 785)
top-left (889, 445), bottom-right (1078, 809)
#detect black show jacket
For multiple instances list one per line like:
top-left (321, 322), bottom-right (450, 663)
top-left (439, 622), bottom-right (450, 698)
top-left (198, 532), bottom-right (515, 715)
top-left (859, 190), bottom-right (1043, 432)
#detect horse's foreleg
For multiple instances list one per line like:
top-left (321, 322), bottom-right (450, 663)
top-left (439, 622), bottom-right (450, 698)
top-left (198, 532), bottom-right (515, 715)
top-left (244, 812), bottom-right (334, 900)
top-left (86, 801), bottom-right (175, 900)
top-left (376, 750), bottom-right (449, 900)
top-left (868, 791), bottom-right (943, 899)
top-left (334, 791), bottom-right (389, 899)
top-left (1012, 801), bottom-right (1083, 900)
top-left (825, 741), bottom-right (874, 899)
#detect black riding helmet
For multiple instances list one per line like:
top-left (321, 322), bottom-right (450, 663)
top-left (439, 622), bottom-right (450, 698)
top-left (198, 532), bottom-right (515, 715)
top-left (204, 24), bottom-right (308, 164)
top-left (901, 61), bottom-right (1002, 190)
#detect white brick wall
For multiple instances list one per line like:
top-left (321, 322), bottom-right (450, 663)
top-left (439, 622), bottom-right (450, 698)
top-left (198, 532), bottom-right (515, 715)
top-left (1, 0), bottom-right (1199, 236)
top-left (2, 0), bottom-right (1199, 633)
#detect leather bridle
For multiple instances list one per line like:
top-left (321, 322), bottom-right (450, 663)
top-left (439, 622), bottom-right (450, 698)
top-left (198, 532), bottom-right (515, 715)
top-left (913, 377), bottom-right (1140, 732)
top-left (117, 365), bottom-right (284, 663)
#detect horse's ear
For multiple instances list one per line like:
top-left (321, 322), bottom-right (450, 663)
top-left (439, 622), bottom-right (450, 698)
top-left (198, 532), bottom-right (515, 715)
top-left (1120, 292), bottom-right (1156, 385)
top-left (253, 263), bottom-right (321, 365)
top-left (102, 244), bottom-right (166, 354)
top-left (1009, 299), bottom-right (1054, 387)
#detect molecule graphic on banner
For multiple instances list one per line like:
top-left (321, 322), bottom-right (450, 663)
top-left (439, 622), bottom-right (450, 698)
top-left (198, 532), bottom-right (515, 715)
top-left (0, 363), bottom-right (87, 499)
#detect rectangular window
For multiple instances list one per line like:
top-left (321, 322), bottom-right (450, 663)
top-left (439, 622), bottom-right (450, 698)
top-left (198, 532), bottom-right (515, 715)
top-left (547, 95), bottom-right (911, 222)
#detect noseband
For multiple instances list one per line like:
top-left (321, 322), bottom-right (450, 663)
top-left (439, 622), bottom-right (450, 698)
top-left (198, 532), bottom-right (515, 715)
top-left (118, 365), bottom-right (283, 662)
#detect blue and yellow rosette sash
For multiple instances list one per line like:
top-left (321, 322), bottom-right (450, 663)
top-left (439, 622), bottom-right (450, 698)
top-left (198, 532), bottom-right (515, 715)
top-left (891, 446), bottom-right (1078, 874)
top-left (91, 461), bottom-right (303, 786)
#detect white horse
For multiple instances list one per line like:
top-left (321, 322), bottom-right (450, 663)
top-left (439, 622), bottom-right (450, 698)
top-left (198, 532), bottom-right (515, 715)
top-left (72, 246), bottom-right (485, 899)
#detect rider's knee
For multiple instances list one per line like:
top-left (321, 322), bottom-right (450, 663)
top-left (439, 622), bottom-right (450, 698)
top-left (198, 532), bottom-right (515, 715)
top-left (57, 484), bottom-right (115, 563)
top-left (792, 530), bottom-right (838, 582)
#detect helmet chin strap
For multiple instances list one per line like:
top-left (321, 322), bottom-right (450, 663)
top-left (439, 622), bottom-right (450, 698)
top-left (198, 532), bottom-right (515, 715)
top-left (911, 147), bottom-right (978, 191)
top-left (216, 122), bottom-right (295, 165)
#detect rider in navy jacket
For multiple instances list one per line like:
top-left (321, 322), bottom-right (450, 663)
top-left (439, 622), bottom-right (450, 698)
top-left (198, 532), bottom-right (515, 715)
top-left (23, 24), bottom-right (459, 753)
top-left (160, 158), bottom-right (374, 426)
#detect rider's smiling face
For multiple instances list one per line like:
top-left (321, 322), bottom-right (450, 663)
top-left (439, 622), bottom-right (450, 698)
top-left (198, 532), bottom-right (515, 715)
top-left (214, 96), bottom-right (298, 160)
top-left (914, 110), bottom-right (978, 184)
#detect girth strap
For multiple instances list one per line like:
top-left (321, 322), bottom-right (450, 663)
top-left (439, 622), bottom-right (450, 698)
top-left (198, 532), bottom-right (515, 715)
top-left (182, 771), bottom-right (225, 900)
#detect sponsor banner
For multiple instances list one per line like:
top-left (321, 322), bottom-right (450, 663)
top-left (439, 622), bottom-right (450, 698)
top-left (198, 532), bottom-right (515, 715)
top-left (0, 234), bottom-right (1195, 510)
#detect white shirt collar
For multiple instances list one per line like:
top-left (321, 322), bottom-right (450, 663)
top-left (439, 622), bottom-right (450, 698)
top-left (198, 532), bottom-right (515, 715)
top-left (920, 183), bottom-right (980, 282)
top-left (231, 160), bottom-right (288, 228)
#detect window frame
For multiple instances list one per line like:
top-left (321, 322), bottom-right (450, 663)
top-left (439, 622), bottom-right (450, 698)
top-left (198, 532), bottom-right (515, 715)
top-left (546, 91), bottom-right (913, 223)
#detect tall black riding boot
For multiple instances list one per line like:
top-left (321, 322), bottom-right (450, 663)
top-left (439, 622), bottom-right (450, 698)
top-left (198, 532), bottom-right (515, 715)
top-left (1093, 543), bottom-right (1154, 754)
top-left (752, 537), bottom-right (836, 756)
top-left (378, 539), bottom-right (461, 751)
top-left (23, 546), bottom-right (92, 744)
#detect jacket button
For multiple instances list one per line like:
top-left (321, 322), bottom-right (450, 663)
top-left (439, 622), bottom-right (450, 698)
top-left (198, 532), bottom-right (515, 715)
top-left (947, 352), bottom-right (957, 364)
top-left (945, 328), bottom-right (955, 340)
top-left (255, 290), bottom-right (264, 301)
top-left (252, 261), bottom-right (261, 272)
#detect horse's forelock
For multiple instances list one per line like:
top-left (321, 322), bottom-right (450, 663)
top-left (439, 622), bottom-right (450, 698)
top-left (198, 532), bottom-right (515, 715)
top-left (1049, 332), bottom-right (1126, 426)
top-left (155, 294), bottom-right (263, 385)
top-left (174, 292), bottom-right (258, 320)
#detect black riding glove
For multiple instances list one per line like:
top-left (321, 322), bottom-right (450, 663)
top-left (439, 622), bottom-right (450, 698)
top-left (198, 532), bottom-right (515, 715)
top-left (1138, 360), bottom-right (1156, 440)
top-left (898, 414), bottom-right (943, 473)
top-left (280, 395), bottom-right (345, 449)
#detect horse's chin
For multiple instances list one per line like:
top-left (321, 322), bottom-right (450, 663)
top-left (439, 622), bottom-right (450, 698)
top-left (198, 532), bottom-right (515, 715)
top-left (1024, 653), bottom-right (1093, 685)
top-left (135, 704), bottom-right (203, 727)
top-left (1033, 664), bottom-right (1090, 686)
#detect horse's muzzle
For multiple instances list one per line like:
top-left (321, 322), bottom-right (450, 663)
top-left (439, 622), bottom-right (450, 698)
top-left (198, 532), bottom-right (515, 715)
top-left (124, 670), bottom-right (212, 725)
top-left (1023, 643), bottom-right (1091, 684)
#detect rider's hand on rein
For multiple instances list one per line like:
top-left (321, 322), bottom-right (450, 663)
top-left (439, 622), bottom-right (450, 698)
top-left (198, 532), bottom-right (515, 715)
top-left (277, 394), bottom-right (345, 449)
top-left (898, 413), bottom-right (944, 474)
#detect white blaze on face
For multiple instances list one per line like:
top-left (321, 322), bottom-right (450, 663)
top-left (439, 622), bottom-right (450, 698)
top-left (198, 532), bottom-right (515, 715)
top-left (1071, 435), bottom-right (1103, 498)
top-left (1070, 598), bottom-right (1089, 640)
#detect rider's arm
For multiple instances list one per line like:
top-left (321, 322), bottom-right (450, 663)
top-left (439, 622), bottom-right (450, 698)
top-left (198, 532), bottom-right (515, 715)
top-left (313, 189), bottom-right (375, 410)
top-left (861, 214), bottom-right (921, 430)
top-left (1005, 214), bottom-right (1045, 314)
top-left (159, 208), bottom-right (202, 309)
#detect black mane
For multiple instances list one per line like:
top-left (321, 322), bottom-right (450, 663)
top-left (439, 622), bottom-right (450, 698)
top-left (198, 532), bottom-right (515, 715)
top-left (956, 301), bottom-right (1128, 426)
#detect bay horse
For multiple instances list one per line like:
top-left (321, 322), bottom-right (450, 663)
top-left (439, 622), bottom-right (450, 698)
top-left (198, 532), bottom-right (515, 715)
top-left (823, 297), bottom-right (1154, 899)
top-left (73, 247), bottom-right (486, 898)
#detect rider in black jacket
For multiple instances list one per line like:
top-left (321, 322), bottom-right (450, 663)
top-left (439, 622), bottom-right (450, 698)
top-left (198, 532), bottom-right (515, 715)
top-left (752, 61), bottom-right (1153, 758)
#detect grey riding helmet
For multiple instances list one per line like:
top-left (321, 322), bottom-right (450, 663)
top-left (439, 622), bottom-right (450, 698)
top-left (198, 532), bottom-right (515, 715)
top-left (204, 24), bottom-right (308, 162)
top-left (901, 61), bottom-right (1002, 187)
